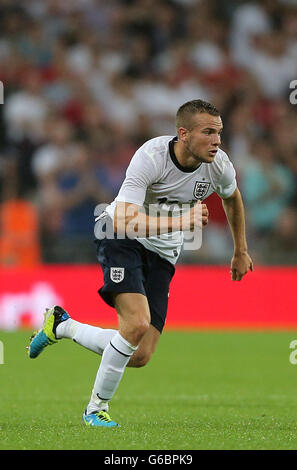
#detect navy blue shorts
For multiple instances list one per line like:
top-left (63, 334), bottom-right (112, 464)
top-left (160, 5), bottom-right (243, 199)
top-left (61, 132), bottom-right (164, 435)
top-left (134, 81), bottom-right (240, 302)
top-left (95, 237), bottom-right (175, 333)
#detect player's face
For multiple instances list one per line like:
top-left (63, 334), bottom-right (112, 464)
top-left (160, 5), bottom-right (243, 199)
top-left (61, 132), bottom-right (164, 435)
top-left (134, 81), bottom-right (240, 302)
top-left (181, 113), bottom-right (223, 163)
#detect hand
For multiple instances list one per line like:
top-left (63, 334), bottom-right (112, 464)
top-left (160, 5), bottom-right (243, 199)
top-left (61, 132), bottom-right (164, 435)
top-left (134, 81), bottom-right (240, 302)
top-left (230, 252), bottom-right (253, 281)
top-left (202, 202), bottom-right (209, 226)
top-left (182, 200), bottom-right (209, 231)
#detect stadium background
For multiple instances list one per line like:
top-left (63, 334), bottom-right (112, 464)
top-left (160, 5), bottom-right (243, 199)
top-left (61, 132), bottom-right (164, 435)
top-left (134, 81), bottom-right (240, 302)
top-left (0, 0), bottom-right (296, 330)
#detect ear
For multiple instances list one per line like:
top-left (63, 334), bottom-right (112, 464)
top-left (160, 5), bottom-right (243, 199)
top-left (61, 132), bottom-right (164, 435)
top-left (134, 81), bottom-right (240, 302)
top-left (178, 127), bottom-right (189, 143)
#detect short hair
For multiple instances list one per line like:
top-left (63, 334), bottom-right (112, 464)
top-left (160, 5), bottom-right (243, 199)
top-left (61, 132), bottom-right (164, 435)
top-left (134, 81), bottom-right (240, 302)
top-left (176, 99), bottom-right (220, 131)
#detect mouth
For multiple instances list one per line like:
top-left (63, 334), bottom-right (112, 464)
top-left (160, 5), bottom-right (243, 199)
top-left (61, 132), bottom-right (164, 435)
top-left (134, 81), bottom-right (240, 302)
top-left (209, 149), bottom-right (217, 156)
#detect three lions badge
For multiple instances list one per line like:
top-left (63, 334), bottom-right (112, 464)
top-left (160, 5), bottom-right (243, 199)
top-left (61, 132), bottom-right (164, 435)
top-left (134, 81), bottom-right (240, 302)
top-left (193, 181), bottom-right (210, 200)
top-left (110, 267), bottom-right (125, 283)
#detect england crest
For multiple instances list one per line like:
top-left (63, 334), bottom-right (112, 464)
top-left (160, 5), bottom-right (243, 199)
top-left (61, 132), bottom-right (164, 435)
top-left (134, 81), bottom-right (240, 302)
top-left (193, 181), bottom-right (210, 200)
top-left (110, 267), bottom-right (125, 283)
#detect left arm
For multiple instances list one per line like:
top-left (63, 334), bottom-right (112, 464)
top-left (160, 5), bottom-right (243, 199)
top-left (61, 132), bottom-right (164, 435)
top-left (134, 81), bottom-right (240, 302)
top-left (222, 188), bottom-right (253, 281)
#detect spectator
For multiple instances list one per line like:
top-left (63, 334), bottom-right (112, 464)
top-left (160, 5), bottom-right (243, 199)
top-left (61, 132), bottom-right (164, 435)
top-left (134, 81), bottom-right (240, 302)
top-left (31, 117), bottom-right (74, 181)
top-left (260, 207), bottom-right (297, 264)
top-left (241, 139), bottom-right (295, 236)
top-left (0, 157), bottom-right (41, 267)
top-left (0, 0), bottom-right (296, 265)
top-left (4, 69), bottom-right (48, 143)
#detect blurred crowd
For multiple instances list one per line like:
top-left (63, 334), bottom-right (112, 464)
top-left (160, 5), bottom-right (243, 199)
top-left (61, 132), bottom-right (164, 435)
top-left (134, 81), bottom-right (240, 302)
top-left (0, 0), bottom-right (296, 266)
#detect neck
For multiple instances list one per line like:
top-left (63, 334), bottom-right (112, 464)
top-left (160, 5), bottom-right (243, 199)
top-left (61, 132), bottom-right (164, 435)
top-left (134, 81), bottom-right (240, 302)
top-left (174, 140), bottom-right (202, 170)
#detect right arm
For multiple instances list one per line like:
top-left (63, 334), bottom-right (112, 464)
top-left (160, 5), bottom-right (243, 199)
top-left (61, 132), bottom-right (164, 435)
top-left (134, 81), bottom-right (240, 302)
top-left (114, 201), bottom-right (208, 238)
top-left (112, 143), bottom-right (208, 237)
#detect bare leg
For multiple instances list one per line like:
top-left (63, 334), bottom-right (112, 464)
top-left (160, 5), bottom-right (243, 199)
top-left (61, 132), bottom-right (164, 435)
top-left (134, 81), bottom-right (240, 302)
top-left (128, 324), bottom-right (161, 367)
top-left (86, 292), bottom-right (151, 413)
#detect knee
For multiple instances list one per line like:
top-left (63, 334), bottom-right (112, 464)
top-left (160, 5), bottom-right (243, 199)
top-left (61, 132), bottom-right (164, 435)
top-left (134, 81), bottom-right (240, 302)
top-left (130, 319), bottom-right (150, 345)
top-left (121, 317), bottom-right (150, 346)
top-left (131, 350), bottom-right (152, 368)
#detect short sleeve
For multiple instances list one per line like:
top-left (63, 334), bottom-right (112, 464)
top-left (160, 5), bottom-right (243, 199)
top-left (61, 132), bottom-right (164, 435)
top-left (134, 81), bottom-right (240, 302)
top-left (116, 145), bottom-right (161, 206)
top-left (215, 153), bottom-right (237, 199)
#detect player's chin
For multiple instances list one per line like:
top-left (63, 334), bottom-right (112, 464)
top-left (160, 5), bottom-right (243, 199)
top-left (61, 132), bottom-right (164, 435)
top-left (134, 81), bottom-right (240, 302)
top-left (203, 151), bottom-right (217, 162)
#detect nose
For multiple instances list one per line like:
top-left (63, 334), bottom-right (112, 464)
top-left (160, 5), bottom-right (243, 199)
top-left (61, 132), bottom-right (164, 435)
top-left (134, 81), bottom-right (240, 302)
top-left (212, 134), bottom-right (221, 146)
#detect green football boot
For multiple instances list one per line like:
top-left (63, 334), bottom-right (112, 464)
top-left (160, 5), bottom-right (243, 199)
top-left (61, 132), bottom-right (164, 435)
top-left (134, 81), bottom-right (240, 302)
top-left (27, 306), bottom-right (70, 359)
top-left (82, 409), bottom-right (120, 427)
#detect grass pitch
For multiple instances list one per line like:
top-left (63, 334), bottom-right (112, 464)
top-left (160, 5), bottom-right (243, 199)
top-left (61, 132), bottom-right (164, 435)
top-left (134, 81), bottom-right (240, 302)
top-left (1, 329), bottom-right (297, 450)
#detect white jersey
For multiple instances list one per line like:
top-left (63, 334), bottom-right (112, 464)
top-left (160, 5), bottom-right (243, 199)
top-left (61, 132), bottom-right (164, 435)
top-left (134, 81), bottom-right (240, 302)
top-left (105, 135), bottom-right (237, 264)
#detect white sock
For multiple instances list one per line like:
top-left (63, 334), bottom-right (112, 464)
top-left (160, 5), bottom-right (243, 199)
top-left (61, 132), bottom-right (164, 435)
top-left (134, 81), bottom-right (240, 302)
top-left (56, 318), bottom-right (79, 339)
top-left (56, 319), bottom-right (117, 355)
top-left (86, 332), bottom-right (138, 414)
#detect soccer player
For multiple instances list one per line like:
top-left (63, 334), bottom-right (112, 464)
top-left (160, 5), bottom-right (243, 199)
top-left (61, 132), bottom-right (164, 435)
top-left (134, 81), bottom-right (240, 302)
top-left (28, 99), bottom-right (253, 427)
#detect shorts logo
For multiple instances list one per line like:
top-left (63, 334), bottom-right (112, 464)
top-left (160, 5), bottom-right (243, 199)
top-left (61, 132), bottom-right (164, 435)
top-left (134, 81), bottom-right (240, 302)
top-left (193, 181), bottom-right (210, 199)
top-left (110, 267), bottom-right (125, 283)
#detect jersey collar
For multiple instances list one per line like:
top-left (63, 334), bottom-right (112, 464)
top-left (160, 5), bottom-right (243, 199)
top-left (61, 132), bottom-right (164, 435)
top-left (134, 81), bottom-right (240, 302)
top-left (169, 137), bottom-right (202, 173)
